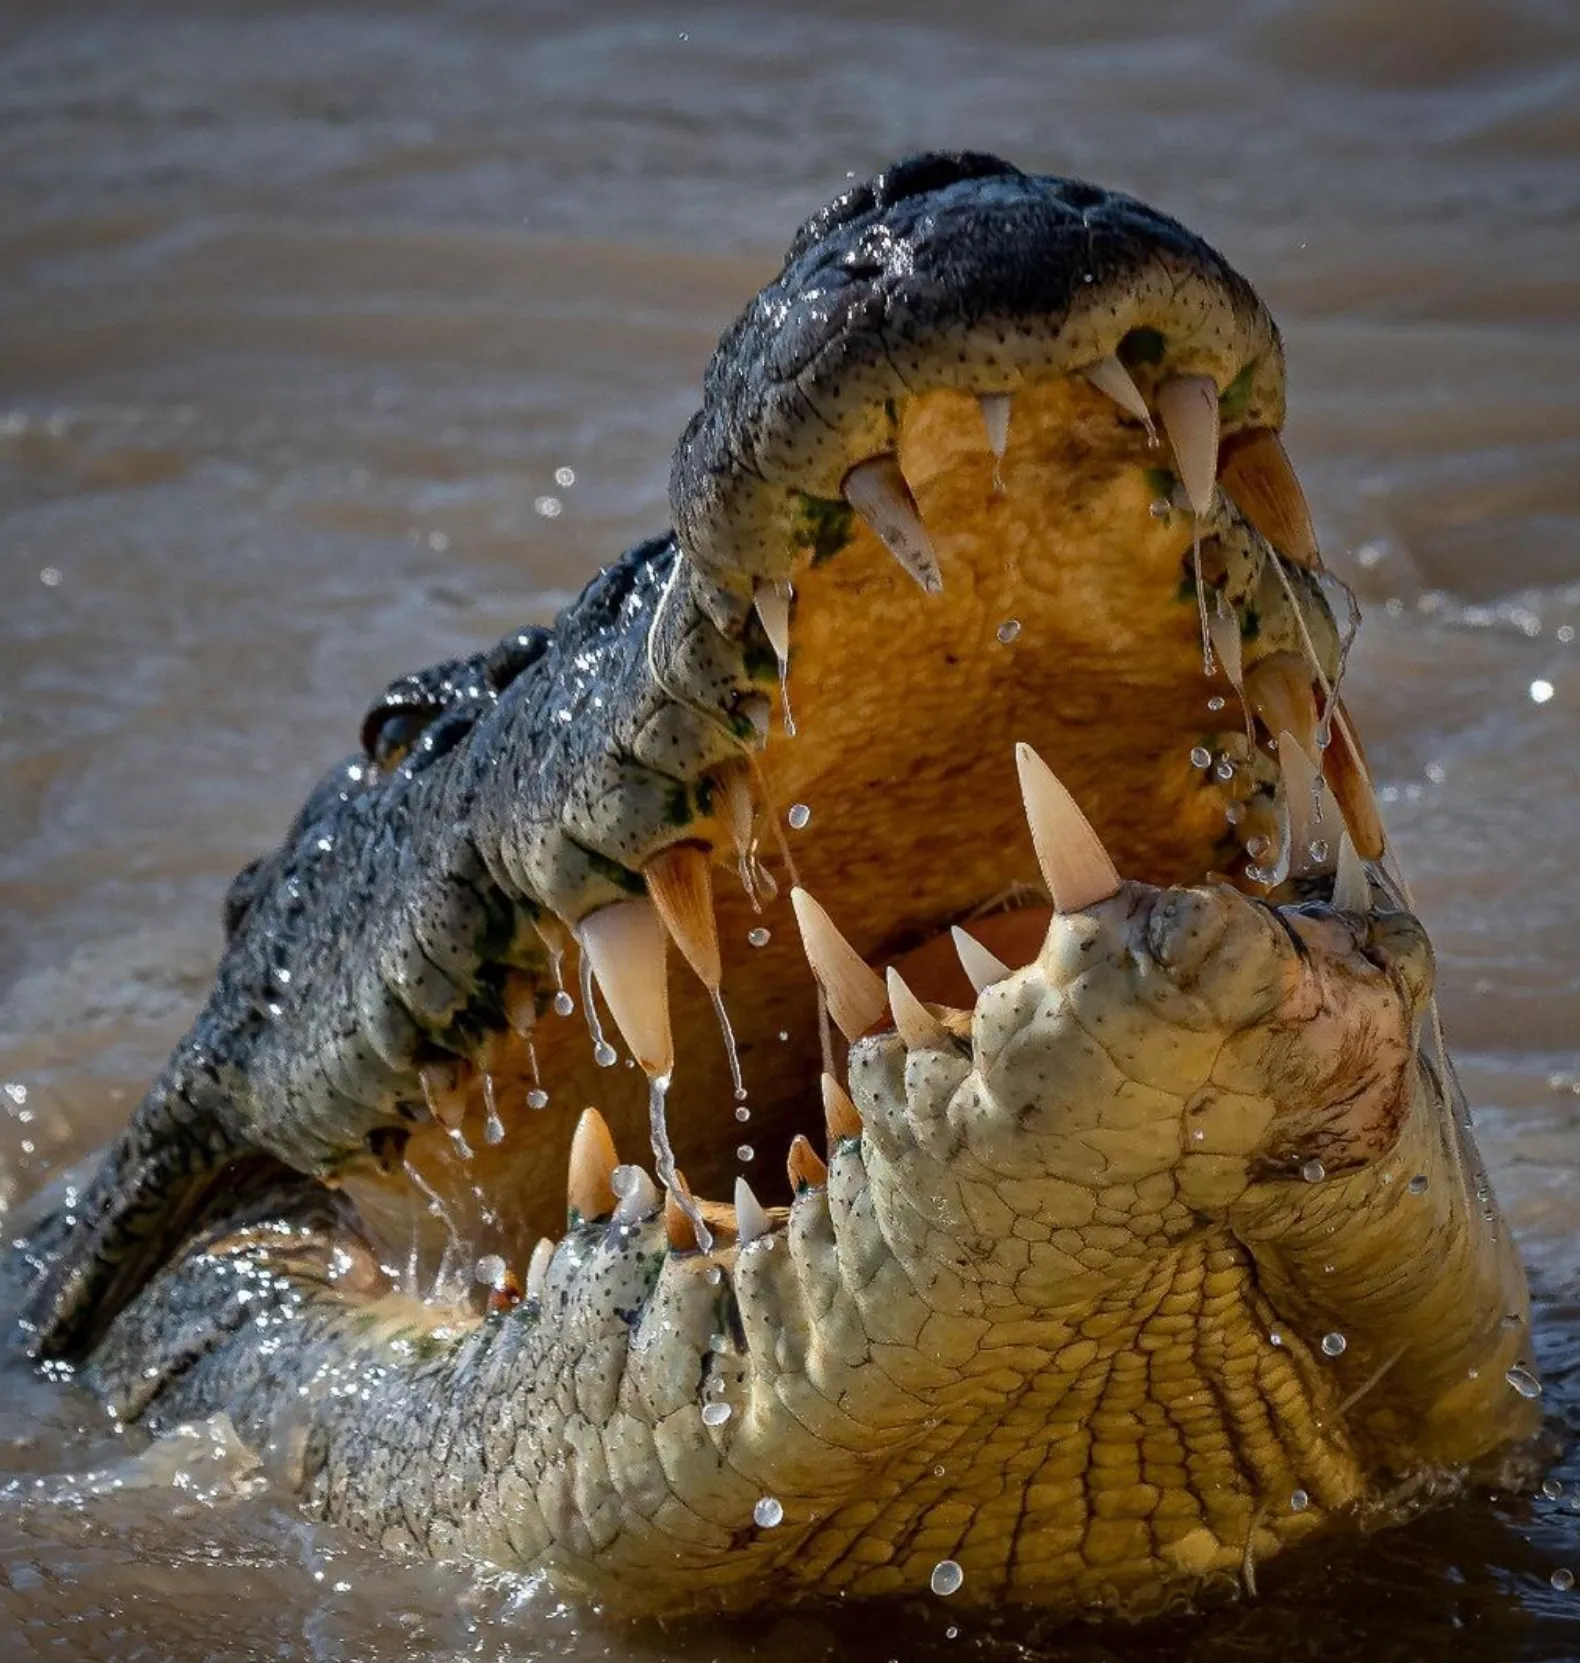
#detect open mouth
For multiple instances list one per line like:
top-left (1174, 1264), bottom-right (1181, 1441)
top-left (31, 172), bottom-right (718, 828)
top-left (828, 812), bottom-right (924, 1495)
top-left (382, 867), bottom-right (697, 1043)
top-left (365, 154), bottom-right (1388, 1289)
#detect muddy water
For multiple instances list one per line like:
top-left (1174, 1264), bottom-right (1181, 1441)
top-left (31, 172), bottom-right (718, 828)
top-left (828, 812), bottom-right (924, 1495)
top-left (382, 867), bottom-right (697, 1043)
top-left (1, 0), bottom-right (1578, 1656)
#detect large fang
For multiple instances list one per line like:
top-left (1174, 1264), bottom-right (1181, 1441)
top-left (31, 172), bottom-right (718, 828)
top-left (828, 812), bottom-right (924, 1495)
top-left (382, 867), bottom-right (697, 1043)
top-left (525, 1237), bottom-right (555, 1302)
top-left (1082, 354), bottom-right (1156, 441)
top-left (1247, 652), bottom-right (1320, 762)
top-left (734, 1176), bottom-right (770, 1246)
top-left (644, 843), bottom-right (722, 990)
top-left (842, 456), bottom-right (943, 594)
top-left (568, 1107), bottom-right (619, 1223)
top-left (1157, 375), bottom-right (1220, 516)
top-left (1218, 428), bottom-right (1319, 567)
top-left (753, 580), bottom-right (792, 663)
top-left (579, 898), bottom-right (674, 1076)
top-left (787, 1133), bottom-right (828, 1193)
top-left (790, 887), bottom-right (887, 1040)
top-left (887, 967), bottom-right (948, 1050)
top-left (821, 1072), bottom-right (862, 1142)
top-left (1013, 742), bottom-right (1123, 912)
top-left (977, 393), bottom-right (1012, 459)
top-left (950, 925), bottom-right (1011, 994)
top-left (1333, 829), bottom-right (1370, 915)
top-left (1326, 701), bottom-right (1387, 861)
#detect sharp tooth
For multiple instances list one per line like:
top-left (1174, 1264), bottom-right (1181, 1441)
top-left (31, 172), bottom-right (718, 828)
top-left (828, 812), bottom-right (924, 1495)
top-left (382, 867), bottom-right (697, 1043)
top-left (1082, 354), bottom-right (1156, 441)
top-left (1325, 700), bottom-right (1387, 860)
top-left (1013, 743), bottom-right (1123, 912)
top-left (753, 581), bottom-right (792, 663)
top-left (1333, 829), bottom-right (1370, 915)
top-left (1206, 591), bottom-right (1244, 692)
top-left (612, 1162), bottom-right (661, 1225)
top-left (977, 393), bottom-right (1012, 459)
top-left (886, 967), bottom-right (948, 1050)
top-left (1276, 727), bottom-right (1334, 877)
top-left (579, 899), bottom-right (673, 1077)
top-left (786, 1133), bottom-right (828, 1193)
top-left (664, 1171), bottom-right (703, 1252)
top-left (419, 1062), bottom-right (468, 1131)
top-left (502, 971), bottom-right (537, 1039)
top-left (1218, 429), bottom-right (1319, 566)
top-left (1156, 375), bottom-right (1220, 516)
top-left (950, 925), bottom-right (1011, 994)
top-left (789, 887), bottom-right (887, 1040)
top-left (842, 456), bottom-right (943, 594)
top-left (740, 694), bottom-right (772, 740)
top-left (644, 843), bottom-right (722, 991)
top-left (722, 766), bottom-right (755, 851)
top-left (1247, 652), bottom-right (1319, 762)
top-left (567, 1106), bottom-right (619, 1223)
top-left (821, 1072), bottom-right (863, 1142)
top-left (734, 1176), bottom-right (770, 1246)
top-left (525, 1237), bottom-right (555, 1301)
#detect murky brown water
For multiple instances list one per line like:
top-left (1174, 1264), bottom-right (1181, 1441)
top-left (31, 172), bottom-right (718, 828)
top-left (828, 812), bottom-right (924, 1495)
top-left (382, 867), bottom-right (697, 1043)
top-left (1, 0), bottom-right (1578, 1656)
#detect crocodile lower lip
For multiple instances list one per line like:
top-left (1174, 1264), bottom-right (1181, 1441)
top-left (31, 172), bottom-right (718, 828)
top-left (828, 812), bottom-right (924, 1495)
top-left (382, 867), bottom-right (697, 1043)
top-left (13, 151), bottom-right (1539, 1621)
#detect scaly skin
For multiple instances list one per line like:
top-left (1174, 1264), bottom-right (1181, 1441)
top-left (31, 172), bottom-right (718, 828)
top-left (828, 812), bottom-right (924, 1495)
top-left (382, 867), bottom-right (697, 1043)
top-left (13, 152), bottom-right (1540, 1619)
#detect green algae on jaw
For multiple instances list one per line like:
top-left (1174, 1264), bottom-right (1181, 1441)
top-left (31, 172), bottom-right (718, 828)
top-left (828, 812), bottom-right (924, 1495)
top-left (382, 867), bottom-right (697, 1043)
top-left (1218, 360), bottom-right (1258, 420)
top-left (791, 492), bottom-right (855, 566)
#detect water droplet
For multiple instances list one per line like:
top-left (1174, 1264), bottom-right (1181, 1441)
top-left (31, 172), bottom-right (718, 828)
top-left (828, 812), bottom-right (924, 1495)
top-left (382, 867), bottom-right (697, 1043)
top-left (1190, 745), bottom-right (1212, 769)
top-left (474, 1254), bottom-right (507, 1289)
top-left (1290, 1489), bottom-right (1309, 1512)
top-left (1321, 1331), bottom-right (1347, 1357)
top-left (593, 1040), bottom-right (618, 1068)
top-left (526, 1088), bottom-right (549, 1111)
top-left (934, 1465), bottom-right (946, 1477)
top-left (705, 1266), bottom-right (723, 1286)
top-left (1530, 679), bottom-right (1555, 704)
top-left (1552, 1567), bottom-right (1576, 1592)
top-left (930, 1560), bottom-right (964, 1597)
top-left (552, 990), bottom-right (574, 1017)
top-left (787, 803), bottom-right (811, 830)
top-left (734, 1105), bottom-right (751, 1122)
top-left (1542, 1477), bottom-right (1564, 1501)
top-left (1225, 802), bottom-right (1245, 825)
top-left (753, 1496), bottom-right (784, 1528)
top-left (747, 926), bottom-right (771, 947)
top-left (1269, 1329), bottom-right (1285, 1347)
top-left (701, 1402), bottom-right (732, 1427)
top-left (1301, 1159), bottom-right (1326, 1183)
top-left (1207, 695), bottom-right (1226, 712)
top-left (1506, 1364), bottom-right (1543, 1399)
top-left (1308, 838), bottom-right (1329, 863)
top-left (737, 1145), bottom-right (754, 1162)
top-left (946, 1627), bottom-right (959, 1640)
top-left (554, 465), bottom-right (576, 487)
top-left (1408, 1173), bottom-right (1429, 1194)
top-left (996, 618), bottom-right (1021, 644)
top-left (1215, 758), bottom-right (1236, 782)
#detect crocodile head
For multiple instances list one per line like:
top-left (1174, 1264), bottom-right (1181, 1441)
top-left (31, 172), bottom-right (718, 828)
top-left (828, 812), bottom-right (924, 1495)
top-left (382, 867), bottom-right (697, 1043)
top-left (36, 154), bottom-right (1539, 1622)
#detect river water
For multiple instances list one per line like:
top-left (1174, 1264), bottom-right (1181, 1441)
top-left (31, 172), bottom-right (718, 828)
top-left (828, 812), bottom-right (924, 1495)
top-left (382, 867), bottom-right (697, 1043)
top-left (1, 1), bottom-right (1577, 1657)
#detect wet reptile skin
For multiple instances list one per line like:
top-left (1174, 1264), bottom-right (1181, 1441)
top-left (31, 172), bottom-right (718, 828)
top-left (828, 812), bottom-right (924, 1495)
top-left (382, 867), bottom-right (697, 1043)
top-left (10, 154), bottom-right (1540, 1619)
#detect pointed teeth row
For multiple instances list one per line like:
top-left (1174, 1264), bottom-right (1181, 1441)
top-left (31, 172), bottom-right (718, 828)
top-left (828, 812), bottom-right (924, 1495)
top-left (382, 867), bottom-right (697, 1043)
top-left (787, 1133), bottom-right (828, 1192)
top-left (977, 392), bottom-right (1012, 460)
top-left (1156, 374), bottom-right (1220, 516)
top-left (886, 966), bottom-right (949, 1050)
top-left (568, 1106), bottom-right (619, 1223)
top-left (611, 1162), bottom-right (661, 1225)
top-left (1333, 829), bottom-right (1370, 915)
top-left (752, 580), bottom-right (792, 663)
top-left (644, 843), bottom-right (722, 991)
top-left (842, 455), bottom-right (943, 594)
top-left (950, 925), bottom-right (1011, 994)
top-left (1276, 727), bottom-right (1334, 879)
top-left (821, 1072), bottom-right (862, 1142)
top-left (1247, 652), bottom-right (1320, 764)
top-left (1082, 355), bottom-right (1156, 442)
top-left (734, 1176), bottom-right (770, 1246)
top-left (525, 1237), bottom-right (554, 1302)
top-left (790, 887), bottom-right (887, 1041)
top-left (1013, 742), bottom-right (1123, 912)
top-left (579, 898), bottom-right (673, 1077)
top-left (1218, 429), bottom-right (1319, 567)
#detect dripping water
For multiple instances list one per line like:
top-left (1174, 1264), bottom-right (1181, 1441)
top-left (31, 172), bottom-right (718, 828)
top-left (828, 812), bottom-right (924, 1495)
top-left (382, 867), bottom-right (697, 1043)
top-left (1193, 534), bottom-right (1216, 679)
top-left (578, 949), bottom-right (619, 1067)
top-left (481, 1071), bottom-right (505, 1146)
top-left (648, 1071), bottom-right (713, 1251)
top-left (710, 986), bottom-right (748, 1104)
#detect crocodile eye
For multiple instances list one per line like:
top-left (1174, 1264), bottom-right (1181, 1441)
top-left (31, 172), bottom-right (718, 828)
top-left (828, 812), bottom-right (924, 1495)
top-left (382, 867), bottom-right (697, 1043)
top-left (362, 705), bottom-right (439, 771)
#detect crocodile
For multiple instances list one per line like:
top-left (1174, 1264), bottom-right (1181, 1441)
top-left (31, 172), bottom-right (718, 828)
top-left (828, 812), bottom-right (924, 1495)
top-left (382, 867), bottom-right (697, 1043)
top-left (9, 152), bottom-right (1541, 1622)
